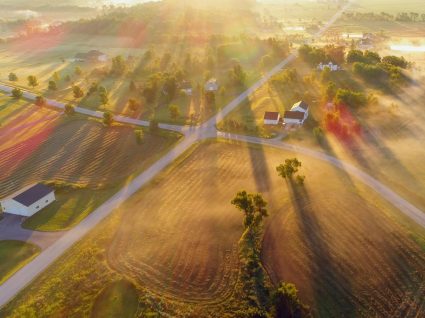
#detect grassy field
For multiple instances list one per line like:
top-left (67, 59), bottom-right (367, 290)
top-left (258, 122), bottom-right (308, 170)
top-left (90, 280), bottom-right (139, 318)
top-left (2, 141), bottom-right (424, 317)
top-left (21, 185), bottom-right (121, 231)
top-left (0, 241), bottom-right (40, 285)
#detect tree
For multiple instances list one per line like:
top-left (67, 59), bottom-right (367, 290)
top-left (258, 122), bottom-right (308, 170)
top-left (11, 88), bottom-right (23, 99)
top-left (75, 66), bottom-right (82, 76)
top-left (230, 63), bottom-right (246, 86)
top-left (27, 75), bottom-right (38, 88)
top-left (64, 103), bottom-right (75, 115)
top-left (320, 66), bottom-right (331, 83)
top-left (99, 92), bottom-right (109, 108)
top-left (276, 158), bottom-right (302, 179)
top-left (98, 86), bottom-right (107, 95)
top-left (52, 71), bottom-right (60, 82)
top-left (72, 85), bottom-right (84, 99)
top-left (48, 80), bottom-right (57, 91)
top-left (110, 55), bottom-right (127, 76)
top-left (324, 81), bottom-right (337, 101)
top-left (272, 282), bottom-right (304, 318)
top-left (204, 91), bottom-right (216, 108)
top-left (149, 118), bottom-right (159, 132)
top-left (163, 76), bottom-right (177, 100)
top-left (87, 82), bottom-right (99, 95)
top-left (65, 74), bottom-right (71, 82)
top-left (168, 104), bottom-right (180, 120)
top-left (128, 98), bottom-right (138, 111)
top-left (35, 95), bottom-right (46, 107)
top-left (129, 80), bottom-right (137, 92)
top-left (8, 72), bottom-right (18, 81)
top-left (103, 111), bottom-right (114, 126)
top-left (134, 129), bottom-right (144, 144)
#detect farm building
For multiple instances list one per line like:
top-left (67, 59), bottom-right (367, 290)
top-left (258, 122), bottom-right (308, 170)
top-left (283, 111), bottom-right (306, 125)
top-left (205, 78), bottom-right (219, 92)
top-left (180, 80), bottom-right (193, 96)
top-left (74, 50), bottom-right (108, 62)
top-left (318, 62), bottom-right (340, 71)
top-left (0, 183), bottom-right (55, 217)
top-left (263, 111), bottom-right (281, 125)
top-left (291, 100), bottom-right (309, 114)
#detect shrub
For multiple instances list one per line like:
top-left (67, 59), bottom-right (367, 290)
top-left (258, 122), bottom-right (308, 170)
top-left (35, 95), bottom-right (46, 107)
top-left (134, 130), bottom-right (144, 144)
top-left (48, 80), bottom-right (57, 90)
top-left (8, 72), bottom-right (18, 81)
top-left (64, 104), bottom-right (75, 115)
top-left (102, 111), bottom-right (114, 126)
top-left (11, 88), bottom-right (23, 99)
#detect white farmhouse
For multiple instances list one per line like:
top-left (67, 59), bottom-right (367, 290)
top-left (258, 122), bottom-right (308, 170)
top-left (0, 183), bottom-right (55, 217)
top-left (263, 111), bottom-right (281, 125)
top-left (205, 78), bottom-right (219, 92)
top-left (283, 111), bottom-right (306, 125)
top-left (318, 62), bottom-right (339, 71)
top-left (283, 101), bottom-right (309, 125)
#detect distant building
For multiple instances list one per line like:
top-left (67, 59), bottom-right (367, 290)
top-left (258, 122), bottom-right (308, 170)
top-left (180, 80), bottom-right (193, 96)
top-left (318, 62), bottom-right (340, 71)
top-left (74, 50), bottom-right (108, 62)
top-left (263, 111), bottom-right (281, 125)
top-left (205, 78), bottom-right (219, 92)
top-left (0, 183), bottom-right (55, 217)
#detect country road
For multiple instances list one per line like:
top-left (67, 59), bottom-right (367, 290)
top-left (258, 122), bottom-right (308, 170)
top-left (5, 0), bottom-right (424, 309)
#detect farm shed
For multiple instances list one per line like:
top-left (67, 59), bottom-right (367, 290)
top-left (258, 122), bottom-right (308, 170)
top-left (263, 111), bottom-right (281, 125)
top-left (0, 184), bottom-right (55, 217)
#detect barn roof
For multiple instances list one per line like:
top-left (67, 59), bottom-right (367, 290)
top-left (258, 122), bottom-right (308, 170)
top-left (284, 111), bottom-right (305, 120)
top-left (12, 184), bottom-right (54, 207)
top-left (264, 111), bottom-right (280, 120)
top-left (292, 101), bottom-right (309, 111)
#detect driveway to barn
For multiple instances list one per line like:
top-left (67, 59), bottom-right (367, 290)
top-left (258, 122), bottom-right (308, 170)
top-left (7, 1), bottom-right (424, 309)
top-left (0, 214), bottom-right (63, 250)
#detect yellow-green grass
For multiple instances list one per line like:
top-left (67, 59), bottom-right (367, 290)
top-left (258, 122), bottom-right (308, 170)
top-left (2, 141), bottom-right (425, 317)
top-left (90, 280), bottom-right (139, 318)
top-left (22, 186), bottom-right (120, 232)
top-left (0, 241), bottom-right (40, 285)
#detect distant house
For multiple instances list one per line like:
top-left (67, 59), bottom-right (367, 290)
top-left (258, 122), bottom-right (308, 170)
top-left (74, 50), bottom-right (108, 62)
top-left (318, 62), bottom-right (339, 71)
top-left (205, 78), bottom-right (219, 92)
top-left (180, 80), bottom-right (193, 96)
top-left (0, 183), bottom-right (55, 217)
top-left (283, 111), bottom-right (306, 125)
top-left (263, 111), bottom-right (281, 125)
top-left (283, 101), bottom-right (309, 125)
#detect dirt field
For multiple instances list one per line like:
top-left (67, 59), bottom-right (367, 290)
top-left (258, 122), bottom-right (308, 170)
top-left (4, 141), bottom-right (424, 317)
top-left (0, 98), bottom-right (181, 198)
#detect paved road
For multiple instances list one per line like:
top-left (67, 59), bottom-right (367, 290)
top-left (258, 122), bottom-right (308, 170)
top-left (6, 1), bottom-right (423, 309)
top-left (216, 131), bottom-right (425, 228)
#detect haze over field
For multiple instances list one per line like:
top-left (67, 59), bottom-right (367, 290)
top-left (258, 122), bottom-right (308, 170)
top-left (0, 0), bottom-right (424, 317)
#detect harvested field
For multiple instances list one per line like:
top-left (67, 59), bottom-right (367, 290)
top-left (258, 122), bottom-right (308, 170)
top-left (1, 141), bottom-right (424, 317)
top-left (107, 141), bottom-right (425, 316)
top-left (0, 103), bottom-right (181, 197)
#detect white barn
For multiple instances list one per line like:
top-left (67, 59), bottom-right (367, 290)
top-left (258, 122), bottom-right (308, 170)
top-left (263, 111), bottom-right (281, 125)
top-left (283, 101), bottom-right (309, 125)
top-left (283, 111), bottom-right (306, 125)
top-left (0, 183), bottom-right (55, 217)
top-left (205, 78), bottom-right (219, 92)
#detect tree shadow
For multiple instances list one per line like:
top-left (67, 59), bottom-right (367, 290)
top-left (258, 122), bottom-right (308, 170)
top-left (288, 178), bottom-right (356, 317)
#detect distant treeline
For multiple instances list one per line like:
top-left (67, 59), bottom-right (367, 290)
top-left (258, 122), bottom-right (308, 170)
top-left (343, 11), bottom-right (425, 22)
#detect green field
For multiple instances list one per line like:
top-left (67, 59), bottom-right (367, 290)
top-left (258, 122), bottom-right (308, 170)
top-left (0, 241), bottom-right (40, 285)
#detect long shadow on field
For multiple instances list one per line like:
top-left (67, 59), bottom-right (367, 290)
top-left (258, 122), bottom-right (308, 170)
top-left (288, 179), bottom-right (356, 317)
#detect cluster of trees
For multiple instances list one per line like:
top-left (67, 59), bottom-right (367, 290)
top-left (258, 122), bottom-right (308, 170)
top-left (231, 189), bottom-right (308, 317)
top-left (347, 50), bottom-right (409, 86)
top-left (343, 11), bottom-right (425, 22)
top-left (333, 88), bottom-right (367, 108)
top-left (299, 44), bottom-right (345, 65)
